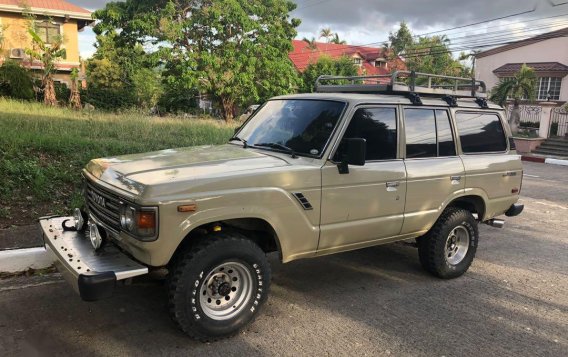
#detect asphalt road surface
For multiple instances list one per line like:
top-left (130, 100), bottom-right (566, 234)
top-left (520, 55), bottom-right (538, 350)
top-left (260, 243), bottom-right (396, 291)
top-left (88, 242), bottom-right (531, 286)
top-left (0, 162), bottom-right (566, 356)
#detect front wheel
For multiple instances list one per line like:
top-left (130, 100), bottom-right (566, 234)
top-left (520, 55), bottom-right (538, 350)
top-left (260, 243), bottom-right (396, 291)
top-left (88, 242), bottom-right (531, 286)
top-left (168, 233), bottom-right (271, 341)
top-left (418, 208), bottom-right (478, 279)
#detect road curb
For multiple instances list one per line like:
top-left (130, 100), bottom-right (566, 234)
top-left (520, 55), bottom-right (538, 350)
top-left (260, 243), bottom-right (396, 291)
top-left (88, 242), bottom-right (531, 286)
top-left (0, 247), bottom-right (55, 273)
top-left (544, 158), bottom-right (568, 166)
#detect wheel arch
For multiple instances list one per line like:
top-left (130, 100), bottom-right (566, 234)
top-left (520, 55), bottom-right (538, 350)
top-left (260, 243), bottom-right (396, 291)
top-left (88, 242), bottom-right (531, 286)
top-left (168, 217), bottom-right (283, 267)
top-left (446, 194), bottom-right (487, 220)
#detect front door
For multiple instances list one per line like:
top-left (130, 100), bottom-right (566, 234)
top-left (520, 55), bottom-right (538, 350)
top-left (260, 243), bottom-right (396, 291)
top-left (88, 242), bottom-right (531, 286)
top-left (318, 106), bottom-right (407, 255)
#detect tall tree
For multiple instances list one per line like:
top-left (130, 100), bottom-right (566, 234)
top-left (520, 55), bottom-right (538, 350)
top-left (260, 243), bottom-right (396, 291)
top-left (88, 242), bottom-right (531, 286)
top-left (320, 27), bottom-right (333, 43)
top-left (388, 21), bottom-right (413, 55)
top-left (94, 0), bottom-right (301, 121)
top-left (405, 35), bottom-right (469, 78)
top-left (330, 33), bottom-right (346, 45)
top-left (25, 25), bottom-right (66, 106)
top-left (490, 64), bottom-right (537, 133)
top-left (68, 68), bottom-right (82, 110)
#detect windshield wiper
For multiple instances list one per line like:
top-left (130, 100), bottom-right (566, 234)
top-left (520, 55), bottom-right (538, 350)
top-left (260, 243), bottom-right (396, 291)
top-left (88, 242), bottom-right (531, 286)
top-left (229, 136), bottom-right (248, 148)
top-left (255, 142), bottom-right (297, 158)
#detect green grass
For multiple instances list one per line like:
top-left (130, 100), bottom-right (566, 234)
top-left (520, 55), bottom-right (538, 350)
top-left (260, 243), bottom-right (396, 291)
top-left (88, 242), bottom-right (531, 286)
top-left (0, 98), bottom-right (236, 226)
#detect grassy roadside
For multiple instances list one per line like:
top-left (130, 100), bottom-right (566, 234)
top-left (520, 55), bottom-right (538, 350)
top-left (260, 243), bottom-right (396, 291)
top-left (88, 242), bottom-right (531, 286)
top-left (0, 98), bottom-right (236, 228)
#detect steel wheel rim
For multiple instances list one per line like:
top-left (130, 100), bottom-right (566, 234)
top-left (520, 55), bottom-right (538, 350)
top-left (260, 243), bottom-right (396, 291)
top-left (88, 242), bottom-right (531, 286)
top-left (445, 225), bottom-right (470, 265)
top-left (199, 262), bottom-right (254, 321)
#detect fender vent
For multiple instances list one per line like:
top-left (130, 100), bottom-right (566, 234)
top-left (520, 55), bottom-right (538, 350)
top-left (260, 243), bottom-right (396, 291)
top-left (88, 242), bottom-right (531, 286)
top-left (293, 193), bottom-right (313, 210)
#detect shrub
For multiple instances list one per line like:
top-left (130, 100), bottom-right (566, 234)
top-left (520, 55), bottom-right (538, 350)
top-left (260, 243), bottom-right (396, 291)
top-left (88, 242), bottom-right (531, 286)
top-left (0, 61), bottom-right (35, 100)
top-left (81, 85), bottom-right (137, 111)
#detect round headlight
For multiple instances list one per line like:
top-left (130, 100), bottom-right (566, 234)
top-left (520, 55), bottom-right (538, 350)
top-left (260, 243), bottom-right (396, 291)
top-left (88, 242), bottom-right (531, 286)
top-left (121, 206), bottom-right (136, 231)
top-left (73, 208), bottom-right (86, 231)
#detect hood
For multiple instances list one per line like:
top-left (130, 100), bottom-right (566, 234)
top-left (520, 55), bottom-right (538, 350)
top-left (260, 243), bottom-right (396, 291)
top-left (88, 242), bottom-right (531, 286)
top-left (86, 145), bottom-right (289, 196)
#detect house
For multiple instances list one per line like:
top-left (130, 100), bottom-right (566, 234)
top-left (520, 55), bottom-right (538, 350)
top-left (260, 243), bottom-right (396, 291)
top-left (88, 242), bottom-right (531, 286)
top-left (475, 27), bottom-right (568, 139)
top-left (0, 0), bottom-right (93, 86)
top-left (289, 39), bottom-right (406, 78)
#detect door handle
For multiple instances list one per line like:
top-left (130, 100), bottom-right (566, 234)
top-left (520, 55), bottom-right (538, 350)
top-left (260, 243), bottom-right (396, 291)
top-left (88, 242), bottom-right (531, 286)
top-left (503, 171), bottom-right (517, 177)
top-left (386, 181), bottom-right (399, 191)
top-left (450, 176), bottom-right (462, 185)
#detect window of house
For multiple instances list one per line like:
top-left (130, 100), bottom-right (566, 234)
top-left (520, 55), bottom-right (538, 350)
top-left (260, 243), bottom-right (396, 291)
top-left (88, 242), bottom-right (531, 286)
top-left (36, 21), bottom-right (60, 44)
top-left (338, 107), bottom-right (397, 161)
top-left (455, 112), bottom-right (507, 153)
top-left (537, 77), bottom-right (562, 101)
top-left (404, 109), bottom-right (457, 158)
top-left (353, 57), bottom-right (362, 66)
top-left (375, 60), bottom-right (387, 69)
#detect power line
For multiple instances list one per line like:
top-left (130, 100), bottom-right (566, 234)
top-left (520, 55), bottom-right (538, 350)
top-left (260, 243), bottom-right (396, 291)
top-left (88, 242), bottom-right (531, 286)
top-left (290, 11), bottom-right (568, 58)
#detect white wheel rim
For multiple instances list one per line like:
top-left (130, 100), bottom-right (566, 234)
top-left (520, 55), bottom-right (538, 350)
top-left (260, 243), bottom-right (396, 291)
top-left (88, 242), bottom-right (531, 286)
top-left (445, 225), bottom-right (470, 265)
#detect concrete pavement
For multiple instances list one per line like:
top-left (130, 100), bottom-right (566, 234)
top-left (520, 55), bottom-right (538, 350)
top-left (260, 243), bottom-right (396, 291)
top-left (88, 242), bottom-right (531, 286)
top-left (0, 161), bottom-right (566, 356)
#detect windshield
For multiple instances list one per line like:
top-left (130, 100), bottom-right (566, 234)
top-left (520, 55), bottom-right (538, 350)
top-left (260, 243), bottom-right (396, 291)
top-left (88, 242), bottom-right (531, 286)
top-left (236, 100), bottom-right (346, 157)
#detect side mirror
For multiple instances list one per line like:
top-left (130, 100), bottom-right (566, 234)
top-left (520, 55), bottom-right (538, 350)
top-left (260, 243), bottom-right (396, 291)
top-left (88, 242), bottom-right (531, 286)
top-left (337, 138), bottom-right (366, 174)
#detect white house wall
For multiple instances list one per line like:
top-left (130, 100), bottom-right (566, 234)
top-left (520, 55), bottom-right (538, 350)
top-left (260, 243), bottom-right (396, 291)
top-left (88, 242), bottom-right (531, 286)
top-left (475, 37), bottom-right (568, 102)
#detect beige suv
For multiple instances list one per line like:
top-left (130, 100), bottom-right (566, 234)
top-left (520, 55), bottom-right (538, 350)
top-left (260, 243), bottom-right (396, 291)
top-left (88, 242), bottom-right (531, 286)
top-left (40, 72), bottom-right (524, 341)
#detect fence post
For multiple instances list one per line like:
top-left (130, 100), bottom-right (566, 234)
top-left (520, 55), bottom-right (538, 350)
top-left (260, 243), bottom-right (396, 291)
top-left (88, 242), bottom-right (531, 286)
top-left (538, 102), bottom-right (557, 139)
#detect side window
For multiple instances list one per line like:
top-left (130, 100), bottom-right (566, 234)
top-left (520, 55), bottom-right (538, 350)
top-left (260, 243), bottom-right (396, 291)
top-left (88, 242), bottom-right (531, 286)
top-left (405, 109), bottom-right (437, 158)
top-left (340, 107), bottom-right (397, 161)
top-left (435, 110), bottom-right (456, 156)
top-left (455, 112), bottom-right (507, 153)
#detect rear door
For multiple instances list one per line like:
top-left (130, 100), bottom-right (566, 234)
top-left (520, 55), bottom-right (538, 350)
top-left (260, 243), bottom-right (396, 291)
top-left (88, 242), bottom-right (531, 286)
top-left (401, 107), bottom-right (465, 235)
top-left (454, 110), bottom-right (523, 218)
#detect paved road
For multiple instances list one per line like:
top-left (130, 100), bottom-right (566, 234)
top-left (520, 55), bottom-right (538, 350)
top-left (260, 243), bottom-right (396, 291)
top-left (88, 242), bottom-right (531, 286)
top-left (0, 162), bottom-right (566, 356)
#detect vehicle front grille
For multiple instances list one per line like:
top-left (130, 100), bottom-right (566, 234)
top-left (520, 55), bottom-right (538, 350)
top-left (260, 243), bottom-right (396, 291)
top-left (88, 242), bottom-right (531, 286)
top-left (86, 180), bottom-right (122, 231)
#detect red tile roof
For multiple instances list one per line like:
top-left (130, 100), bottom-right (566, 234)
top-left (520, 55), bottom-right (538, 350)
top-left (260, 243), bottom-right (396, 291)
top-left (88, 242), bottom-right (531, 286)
top-left (0, 0), bottom-right (90, 14)
top-left (289, 39), bottom-right (406, 76)
top-left (493, 62), bottom-right (568, 75)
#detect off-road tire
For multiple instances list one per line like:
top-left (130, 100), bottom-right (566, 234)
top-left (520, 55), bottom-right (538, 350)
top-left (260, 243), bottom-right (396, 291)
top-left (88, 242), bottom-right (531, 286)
top-left (168, 232), bottom-right (271, 342)
top-left (418, 207), bottom-right (478, 279)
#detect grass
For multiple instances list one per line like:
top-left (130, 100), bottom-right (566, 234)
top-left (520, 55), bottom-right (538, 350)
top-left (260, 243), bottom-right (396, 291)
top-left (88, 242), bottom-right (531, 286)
top-left (0, 98), bottom-right (237, 227)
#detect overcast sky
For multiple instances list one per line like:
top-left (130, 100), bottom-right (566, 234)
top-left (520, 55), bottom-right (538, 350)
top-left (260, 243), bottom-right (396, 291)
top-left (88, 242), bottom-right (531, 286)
top-left (75, 0), bottom-right (567, 58)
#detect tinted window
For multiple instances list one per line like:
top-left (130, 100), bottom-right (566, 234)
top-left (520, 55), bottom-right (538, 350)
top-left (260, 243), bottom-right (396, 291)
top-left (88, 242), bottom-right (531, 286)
top-left (456, 112), bottom-right (507, 153)
top-left (340, 107), bottom-right (397, 161)
top-left (405, 109), bottom-right (437, 158)
top-left (436, 110), bottom-right (456, 156)
top-left (238, 100), bottom-right (345, 157)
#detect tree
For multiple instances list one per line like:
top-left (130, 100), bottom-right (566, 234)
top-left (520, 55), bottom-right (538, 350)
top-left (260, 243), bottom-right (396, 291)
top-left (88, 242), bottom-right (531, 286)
top-left (303, 37), bottom-right (318, 51)
top-left (330, 33), bottom-right (346, 45)
top-left (132, 68), bottom-right (163, 109)
top-left (388, 21), bottom-right (413, 55)
top-left (25, 24), bottom-right (66, 106)
top-left (94, 0), bottom-right (301, 121)
top-left (490, 64), bottom-right (537, 133)
top-left (299, 55), bottom-right (358, 93)
top-left (320, 28), bottom-right (333, 43)
top-left (68, 68), bottom-right (81, 110)
top-left (405, 35), bottom-right (470, 78)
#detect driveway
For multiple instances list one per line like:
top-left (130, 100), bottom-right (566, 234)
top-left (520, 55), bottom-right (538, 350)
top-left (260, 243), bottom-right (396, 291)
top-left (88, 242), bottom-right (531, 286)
top-left (0, 162), bottom-right (566, 356)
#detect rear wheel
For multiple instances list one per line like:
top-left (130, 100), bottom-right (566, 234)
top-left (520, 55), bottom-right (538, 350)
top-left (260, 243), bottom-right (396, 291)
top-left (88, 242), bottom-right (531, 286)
top-left (418, 208), bottom-right (478, 279)
top-left (168, 233), bottom-right (270, 341)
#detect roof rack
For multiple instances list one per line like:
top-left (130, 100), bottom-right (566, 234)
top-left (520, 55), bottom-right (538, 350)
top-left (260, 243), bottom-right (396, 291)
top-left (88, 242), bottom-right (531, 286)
top-left (315, 71), bottom-right (487, 99)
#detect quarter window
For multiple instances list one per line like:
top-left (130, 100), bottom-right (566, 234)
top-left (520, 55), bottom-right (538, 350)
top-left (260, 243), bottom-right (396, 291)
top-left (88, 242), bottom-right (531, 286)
top-left (340, 107), bottom-right (397, 161)
top-left (455, 112), bottom-right (507, 153)
top-left (404, 109), bottom-right (456, 158)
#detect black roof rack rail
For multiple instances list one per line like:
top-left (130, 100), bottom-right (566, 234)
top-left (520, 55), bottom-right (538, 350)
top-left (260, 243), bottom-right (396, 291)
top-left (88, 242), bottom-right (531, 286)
top-left (315, 71), bottom-right (487, 99)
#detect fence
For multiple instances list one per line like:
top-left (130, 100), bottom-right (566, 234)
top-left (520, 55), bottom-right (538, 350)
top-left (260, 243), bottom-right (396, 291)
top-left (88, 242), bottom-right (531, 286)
top-left (506, 105), bottom-right (542, 129)
top-left (549, 106), bottom-right (568, 137)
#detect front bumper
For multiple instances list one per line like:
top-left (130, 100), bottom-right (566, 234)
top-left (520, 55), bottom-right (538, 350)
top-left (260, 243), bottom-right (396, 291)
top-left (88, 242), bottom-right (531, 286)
top-left (39, 216), bottom-right (148, 301)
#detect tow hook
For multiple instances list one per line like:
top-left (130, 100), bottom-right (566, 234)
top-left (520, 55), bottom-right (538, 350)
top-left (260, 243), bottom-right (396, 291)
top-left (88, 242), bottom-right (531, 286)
top-left (485, 219), bottom-right (505, 228)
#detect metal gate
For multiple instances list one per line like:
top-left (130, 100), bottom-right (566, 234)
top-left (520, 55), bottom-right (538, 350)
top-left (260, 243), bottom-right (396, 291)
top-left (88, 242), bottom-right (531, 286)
top-left (550, 107), bottom-right (568, 137)
top-left (507, 104), bottom-right (542, 128)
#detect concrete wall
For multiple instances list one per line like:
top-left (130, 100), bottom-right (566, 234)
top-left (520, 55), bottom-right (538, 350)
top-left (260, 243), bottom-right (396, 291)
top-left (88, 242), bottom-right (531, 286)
top-left (475, 37), bottom-right (568, 102)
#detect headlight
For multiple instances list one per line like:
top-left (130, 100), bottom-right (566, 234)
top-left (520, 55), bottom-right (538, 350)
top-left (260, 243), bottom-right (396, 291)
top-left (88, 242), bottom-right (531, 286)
top-left (120, 204), bottom-right (158, 241)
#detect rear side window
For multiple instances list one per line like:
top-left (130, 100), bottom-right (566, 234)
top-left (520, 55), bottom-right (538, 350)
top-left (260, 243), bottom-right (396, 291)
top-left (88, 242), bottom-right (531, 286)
top-left (455, 112), bottom-right (507, 153)
top-left (404, 108), bottom-right (456, 158)
top-left (341, 107), bottom-right (397, 161)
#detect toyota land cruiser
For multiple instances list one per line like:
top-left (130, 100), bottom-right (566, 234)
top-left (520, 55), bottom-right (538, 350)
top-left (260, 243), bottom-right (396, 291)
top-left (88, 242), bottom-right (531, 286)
top-left (39, 71), bottom-right (524, 341)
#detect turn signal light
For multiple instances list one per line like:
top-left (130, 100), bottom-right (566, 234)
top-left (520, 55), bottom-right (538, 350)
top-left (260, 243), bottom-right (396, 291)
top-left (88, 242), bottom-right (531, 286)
top-left (138, 211), bottom-right (156, 229)
top-left (178, 204), bottom-right (197, 213)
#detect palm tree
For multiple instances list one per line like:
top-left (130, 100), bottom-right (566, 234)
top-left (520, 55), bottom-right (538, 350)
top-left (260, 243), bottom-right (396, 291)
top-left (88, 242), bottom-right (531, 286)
top-left (319, 28), bottom-right (333, 43)
top-left (302, 37), bottom-right (318, 51)
top-left (330, 33), bottom-right (346, 45)
top-left (490, 64), bottom-right (537, 134)
top-left (69, 68), bottom-right (82, 110)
